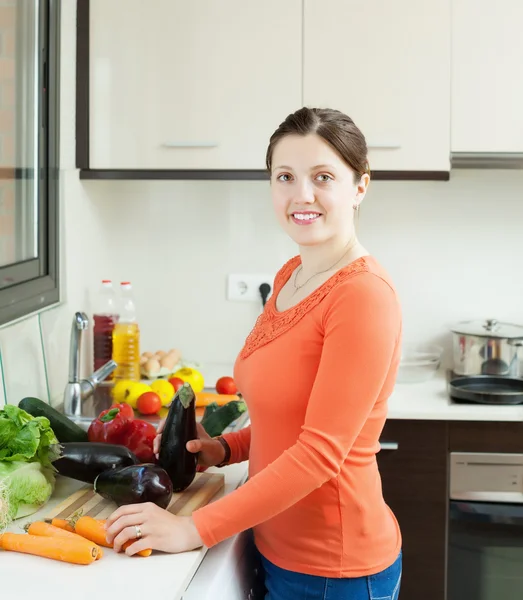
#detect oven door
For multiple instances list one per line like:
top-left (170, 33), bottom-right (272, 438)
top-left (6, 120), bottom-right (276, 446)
top-left (448, 500), bottom-right (523, 600)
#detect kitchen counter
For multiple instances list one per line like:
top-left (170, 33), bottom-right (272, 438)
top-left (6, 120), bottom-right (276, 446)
top-left (0, 462), bottom-right (249, 600)
top-left (387, 369), bottom-right (523, 421)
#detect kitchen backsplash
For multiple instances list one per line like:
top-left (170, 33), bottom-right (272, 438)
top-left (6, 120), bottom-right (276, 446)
top-left (2, 167), bottom-right (523, 408)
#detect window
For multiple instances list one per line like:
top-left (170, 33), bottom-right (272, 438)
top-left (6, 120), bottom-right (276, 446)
top-left (0, 0), bottom-right (59, 325)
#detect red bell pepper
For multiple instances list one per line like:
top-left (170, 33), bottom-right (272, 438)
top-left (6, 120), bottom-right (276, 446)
top-left (88, 404), bottom-right (156, 463)
top-left (123, 419), bottom-right (156, 463)
top-left (87, 405), bottom-right (132, 444)
top-left (109, 402), bottom-right (134, 421)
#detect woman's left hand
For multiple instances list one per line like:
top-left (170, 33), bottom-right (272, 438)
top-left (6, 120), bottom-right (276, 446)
top-left (104, 502), bottom-right (204, 556)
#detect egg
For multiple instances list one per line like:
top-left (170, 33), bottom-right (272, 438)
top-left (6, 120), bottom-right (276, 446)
top-left (144, 358), bottom-right (161, 375)
top-left (139, 355), bottom-right (148, 365)
top-left (160, 353), bottom-right (177, 371)
top-left (155, 350), bottom-right (166, 359)
top-left (142, 351), bottom-right (154, 359)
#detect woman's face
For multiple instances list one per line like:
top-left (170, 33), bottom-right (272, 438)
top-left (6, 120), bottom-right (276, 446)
top-left (270, 134), bottom-right (368, 247)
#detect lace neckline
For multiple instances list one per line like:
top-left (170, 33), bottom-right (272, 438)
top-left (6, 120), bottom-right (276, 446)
top-left (239, 255), bottom-right (371, 360)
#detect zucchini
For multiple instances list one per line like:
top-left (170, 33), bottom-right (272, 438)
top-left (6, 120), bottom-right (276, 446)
top-left (18, 397), bottom-right (88, 443)
top-left (201, 400), bottom-right (247, 438)
top-left (201, 401), bottom-right (219, 423)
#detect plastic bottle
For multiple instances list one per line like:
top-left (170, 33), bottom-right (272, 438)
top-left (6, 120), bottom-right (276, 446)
top-left (112, 281), bottom-right (141, 381)
top-left (92, 280), bottom-right (118, 378)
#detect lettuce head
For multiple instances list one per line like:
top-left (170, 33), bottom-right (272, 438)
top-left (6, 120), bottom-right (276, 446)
top-left (0, 404), bottom-right (59, 528)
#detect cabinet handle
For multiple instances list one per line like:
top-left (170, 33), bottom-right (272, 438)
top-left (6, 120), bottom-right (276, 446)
top-left (161, 141), bottom-right (219, 149)
top-left (367, 142), bottom-right (401, 150)
top-left (380, 441), bottom-right (399, 451)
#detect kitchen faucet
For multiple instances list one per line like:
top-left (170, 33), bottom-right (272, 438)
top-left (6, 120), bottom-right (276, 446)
top-left (63, 311), bottom-right (117, 418)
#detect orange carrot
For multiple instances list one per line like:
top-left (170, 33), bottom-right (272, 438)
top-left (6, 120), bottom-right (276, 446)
top-left (74, 516), bottom-right (112, 548)
top-left (123, 540), bottom-right (152, 557)
top-left (27, 521), bottom-right (104, 560)
top-left (0, 532), bottom-right (98, 565)
top-left (75, 516), bottom-right (151, 557)
top-left (46, 518), bottom-right (75, 533)
top-left (195, 392), bottom-right (239, 407)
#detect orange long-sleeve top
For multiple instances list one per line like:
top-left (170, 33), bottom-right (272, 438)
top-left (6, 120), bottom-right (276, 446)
top-left (192, 255), bottom-right (403, 578)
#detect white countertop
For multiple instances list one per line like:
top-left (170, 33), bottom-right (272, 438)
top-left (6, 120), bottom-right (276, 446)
top-left (0, 462), bottom-right (249, 600)
top-left (387, 370), bottom-right (523, 421)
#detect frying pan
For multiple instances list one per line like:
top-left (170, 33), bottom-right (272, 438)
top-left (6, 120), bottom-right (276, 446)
top-left (448, 374), bottom-right (523, 405)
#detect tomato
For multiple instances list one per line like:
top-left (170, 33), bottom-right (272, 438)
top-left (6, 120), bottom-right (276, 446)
top-left (136, 391), bottom-right (162, 415)
top-left (168, 377), bottom-right (185, 393)
top-left (216, 376), bottom-right (238, 395)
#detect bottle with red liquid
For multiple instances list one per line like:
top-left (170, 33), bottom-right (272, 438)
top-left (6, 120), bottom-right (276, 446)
top-left (93, 280), bottom-right (118, 378)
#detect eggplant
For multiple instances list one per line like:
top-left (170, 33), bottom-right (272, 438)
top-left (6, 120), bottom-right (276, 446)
top-left (158, 382), bottom-right (198, 492)
top-left (52, 442), bottom-right (140, 484)
top-left (94, 463), bottom-right (173, 509)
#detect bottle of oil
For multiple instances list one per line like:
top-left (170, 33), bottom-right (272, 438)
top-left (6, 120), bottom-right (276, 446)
top-left (92, 280), bottom-right (118, 379)
top-left (112, 281), bottom-right (141, 381)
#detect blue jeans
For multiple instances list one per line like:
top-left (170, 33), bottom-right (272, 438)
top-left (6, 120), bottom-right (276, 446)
top-left (259, 551), bottom-right (402, 600)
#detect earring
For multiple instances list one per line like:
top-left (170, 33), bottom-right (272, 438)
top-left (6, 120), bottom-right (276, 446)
top-left (353, 204), bottom-right (359, 210)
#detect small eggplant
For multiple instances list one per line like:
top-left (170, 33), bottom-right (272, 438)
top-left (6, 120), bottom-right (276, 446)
top-left (158, 382), bottom-right (198, 492)
top-left (52, 442), bottom-right (140, 484)
top-left (93, 463), bottom-right (173, 509)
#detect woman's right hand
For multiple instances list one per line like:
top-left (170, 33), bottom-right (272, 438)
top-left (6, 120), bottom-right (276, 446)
top-left (153, 420), bottom-right (226, 468)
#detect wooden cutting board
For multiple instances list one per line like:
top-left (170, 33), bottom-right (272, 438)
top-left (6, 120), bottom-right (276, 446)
top-left (45, 472), bottom-right (225, 521)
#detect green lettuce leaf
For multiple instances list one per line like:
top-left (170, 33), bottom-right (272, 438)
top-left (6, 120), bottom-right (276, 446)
top-left (0, 405), bottom-right (58, 465)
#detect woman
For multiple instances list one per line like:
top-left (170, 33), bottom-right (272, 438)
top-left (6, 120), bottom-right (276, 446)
top-left (105, 107), bottom-right (403, 600)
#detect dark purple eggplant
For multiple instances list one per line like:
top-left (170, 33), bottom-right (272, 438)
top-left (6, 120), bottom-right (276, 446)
top-left (51, 442), bottom-right (140, 484)
top-left (93, 463), bottom-right (173, 509)
top-left (158, 382), bottom-right (198, 492)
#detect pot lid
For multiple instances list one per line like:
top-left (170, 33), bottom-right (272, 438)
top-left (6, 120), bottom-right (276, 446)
top-left (451, 318), bottom-right (523, 339)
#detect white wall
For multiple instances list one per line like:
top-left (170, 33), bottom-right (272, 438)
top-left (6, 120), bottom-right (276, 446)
top-left (75, 170), bottom-right (523, 375)
top-left (1, 1), bottom-right (523, 408)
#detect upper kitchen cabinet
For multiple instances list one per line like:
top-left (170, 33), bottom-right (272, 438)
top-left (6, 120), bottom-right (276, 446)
top-left (303, 0), bottom-right (451, 175)
top-left (451, 0), bottom-right (523, 155)
top-left (85, 0), bottom-right (302, 171)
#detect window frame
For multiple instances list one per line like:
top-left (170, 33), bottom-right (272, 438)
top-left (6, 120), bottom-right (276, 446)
top-left (0, 0), bottom-right (60, 326)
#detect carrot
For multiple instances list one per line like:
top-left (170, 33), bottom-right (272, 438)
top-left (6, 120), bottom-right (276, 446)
top-left (46, 518), bottom-right (75, 533)
top-left (75, 516), bottom-right (151, 557)
top-left (74, 516), bottom-right (112, 548)
top-left (195, 392), bottom-right (239, 407)
top-left (123, 541), bottom-right (152, 557)
top-left (27, 521), bottom-right (104, 560)
top-left (0, 532), bottom-right (98, 565)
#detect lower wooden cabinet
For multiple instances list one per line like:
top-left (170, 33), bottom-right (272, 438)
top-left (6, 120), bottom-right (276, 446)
top-left (378, 420), bottom-right (448, 600)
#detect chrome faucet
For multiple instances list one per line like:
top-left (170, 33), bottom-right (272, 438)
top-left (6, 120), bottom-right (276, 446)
top-left (63, 311), bottom-right (117, 418)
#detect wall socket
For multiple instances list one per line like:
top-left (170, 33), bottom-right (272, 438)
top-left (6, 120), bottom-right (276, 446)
top-left (227, 273), bottom-right (275, 302)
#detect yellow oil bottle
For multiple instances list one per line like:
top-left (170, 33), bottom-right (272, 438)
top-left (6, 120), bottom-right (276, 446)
top-left (112, 282), bottom-right (141, 381)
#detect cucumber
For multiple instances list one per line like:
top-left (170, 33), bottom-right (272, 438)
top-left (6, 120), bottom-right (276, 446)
top-left (201, 400), bottom-right (247, 438)
top-left (18, 397), bottom-right (88, 443)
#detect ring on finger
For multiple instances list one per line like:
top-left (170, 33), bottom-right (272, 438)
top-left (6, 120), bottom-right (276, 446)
top-left (135, 525), bottom-right (142, 540)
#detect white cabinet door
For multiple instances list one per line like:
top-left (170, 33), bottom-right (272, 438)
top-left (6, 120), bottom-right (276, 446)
top-left (451, 0), bottom-right (523, 153)
top-left (303, 0), bottom-right (451, 172)
top-left (89, 0), bottom-right (302, 170)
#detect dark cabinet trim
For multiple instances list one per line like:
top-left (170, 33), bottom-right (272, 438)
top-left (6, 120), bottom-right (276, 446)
top-left (76, 0), bottom-right (89, 169)
top-left (79, 168), bottom-right (450, 182)
top-left (75, 1), bottom-right (450, 182)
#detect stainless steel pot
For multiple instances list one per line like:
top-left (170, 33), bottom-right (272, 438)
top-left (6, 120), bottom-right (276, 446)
top-left (450, 319), bottom-right (523, 377)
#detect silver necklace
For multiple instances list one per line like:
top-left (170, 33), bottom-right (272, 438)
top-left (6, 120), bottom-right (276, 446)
top-left (293, 238), bottom-right (357, 293)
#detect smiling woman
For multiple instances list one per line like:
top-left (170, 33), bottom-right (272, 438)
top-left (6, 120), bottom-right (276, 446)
top-left (105, 107), bottom-right (404, 600)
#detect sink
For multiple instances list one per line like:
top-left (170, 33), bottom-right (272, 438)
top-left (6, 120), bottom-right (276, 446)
top-left (58, 382), bottom-right (166, 431)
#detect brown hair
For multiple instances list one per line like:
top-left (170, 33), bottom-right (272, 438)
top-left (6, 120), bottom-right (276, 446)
top-left (265, 107), bottom-right (370, 183)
